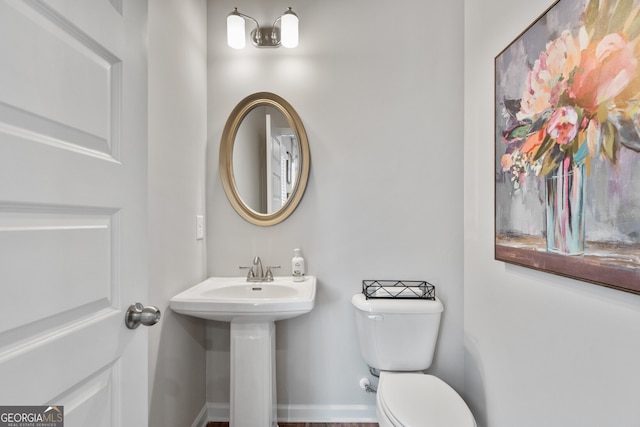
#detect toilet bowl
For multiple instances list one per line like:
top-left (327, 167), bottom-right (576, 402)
top-left (376, 372), bottom-right (475, 427)
top-left (351, 293), bottom-right (475, 426)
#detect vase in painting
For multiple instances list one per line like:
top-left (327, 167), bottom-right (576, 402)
top-left (544, 161), bottom-right (586, 255)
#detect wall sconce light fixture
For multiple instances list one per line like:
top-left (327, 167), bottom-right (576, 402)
top-left (227, 7), bottom-right (299, 49)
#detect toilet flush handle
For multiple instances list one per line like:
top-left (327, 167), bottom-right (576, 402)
top-left (368, 314), bottom-right (383, 321)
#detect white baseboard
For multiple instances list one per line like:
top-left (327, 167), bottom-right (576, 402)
top-left (206, 403), bottom-right (229, 422)
top-left (191, 404), bottom-right (210, 427)
top-left (277, 404), bottom-right (377, 422)
top-left (206, 402), bottom-right (377, 423)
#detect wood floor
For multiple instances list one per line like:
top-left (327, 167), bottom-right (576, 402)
top-left (207, 423), bottom-right (378, 427)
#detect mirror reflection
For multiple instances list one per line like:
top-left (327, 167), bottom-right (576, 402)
top-left (233, 106), bottom-right (300, 214)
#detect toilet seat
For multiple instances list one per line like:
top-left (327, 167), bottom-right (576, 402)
top-left (377, 373), bottom-right (476, 427)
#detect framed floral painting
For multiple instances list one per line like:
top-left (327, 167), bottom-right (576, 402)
top-left (495, 0), bottom-right (640, 294)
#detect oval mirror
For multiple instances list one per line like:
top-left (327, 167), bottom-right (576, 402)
top-left (220, 92), bottom-right (310, 226)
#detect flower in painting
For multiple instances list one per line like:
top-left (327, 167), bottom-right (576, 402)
top-left (501, 151), bottom-right (529, 190)
top-left (569, 33), bottom-right (638, 114)
top-left (546, 106), bottom-right (579, 145)
top-left (521, 128), bottom-right (546, 156)
top-left (517, 30), bottom-right (582, 121)
top-left (501, 152), bottom-right (514, 170)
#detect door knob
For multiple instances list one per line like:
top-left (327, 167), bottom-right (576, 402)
top-left (125, 303), bottom-right (161, 329)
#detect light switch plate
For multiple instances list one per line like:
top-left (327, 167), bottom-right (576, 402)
top-left (196, 215), bottom-right (204, 240)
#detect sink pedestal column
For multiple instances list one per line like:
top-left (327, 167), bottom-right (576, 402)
top-left (230, 321), bottom-right (278, 427)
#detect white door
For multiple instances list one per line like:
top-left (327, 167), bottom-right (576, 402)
top-left (0, 0), bottom-right (149, 426)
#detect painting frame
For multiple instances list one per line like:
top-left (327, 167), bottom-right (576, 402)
top-left (494, 0), bottom-right (640, 294)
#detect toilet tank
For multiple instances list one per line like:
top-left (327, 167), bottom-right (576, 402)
top-left (351, 293), bottom-right (443, 371)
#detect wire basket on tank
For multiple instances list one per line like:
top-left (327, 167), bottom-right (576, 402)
top-left (362, 280), bottom-right (435, 300)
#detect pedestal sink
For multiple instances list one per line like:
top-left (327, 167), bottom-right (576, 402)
top-left (169, 276), bottom-right (317, 427)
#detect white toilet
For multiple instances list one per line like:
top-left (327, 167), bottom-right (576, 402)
top-left (352, 293), bottom-right (476, 427)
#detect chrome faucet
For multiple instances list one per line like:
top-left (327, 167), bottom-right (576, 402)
top-left (240, 256), bottom-right (280, 282)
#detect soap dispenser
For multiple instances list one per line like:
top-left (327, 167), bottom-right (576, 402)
top-left (292, 248), bottom-right (305, 282)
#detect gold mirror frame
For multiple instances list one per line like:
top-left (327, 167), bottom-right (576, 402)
top-left (219, 92), bottom-right (310, 226)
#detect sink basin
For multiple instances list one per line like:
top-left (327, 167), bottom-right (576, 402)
top-left (169, 276), bottom-right (316, 322)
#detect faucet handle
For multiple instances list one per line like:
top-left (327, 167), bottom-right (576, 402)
top-left (239, 265), bottom-right (255, 279)
top-left (265, 265), bottom-right (280, 281)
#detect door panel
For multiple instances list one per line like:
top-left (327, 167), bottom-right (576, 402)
top-left (0, 0), bottom-right (120, 155)
top-left (0, 0), bottom-right (148, 425)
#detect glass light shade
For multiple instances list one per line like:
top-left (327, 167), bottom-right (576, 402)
top-left (280, 9), bottom-right (298, 48)
top-left (227, 13), bottom-right (246, 49)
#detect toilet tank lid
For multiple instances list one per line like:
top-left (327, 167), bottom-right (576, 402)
top-left (351, 293), bottom-right (443, 314)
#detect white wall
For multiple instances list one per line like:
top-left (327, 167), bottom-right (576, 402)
top-left (464, 1), bottom-right (640, 426)
top-left (206, 0), bottom-right (464, 421)
top-left (148, 0), bottom-right (208, 426)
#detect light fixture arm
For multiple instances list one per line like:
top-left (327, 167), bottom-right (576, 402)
top-left (271, 15), bottom-right (282, 44)
top-left (231, 8), bottom-right (262, 42)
